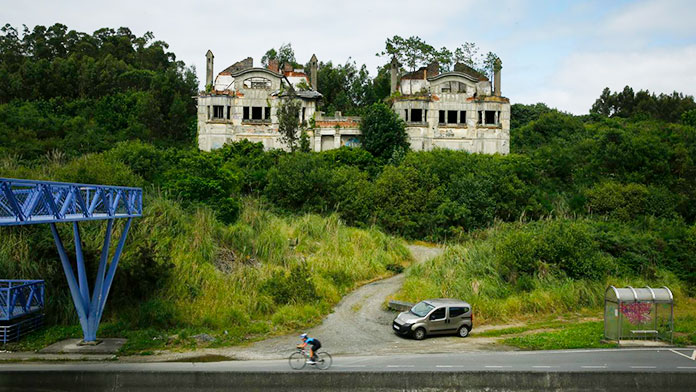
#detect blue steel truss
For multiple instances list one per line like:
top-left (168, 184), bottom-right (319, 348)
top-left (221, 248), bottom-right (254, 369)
top-left (0, 178), bottom-right (142, 342)
top-left (0, 280), bottom-right (45, 321)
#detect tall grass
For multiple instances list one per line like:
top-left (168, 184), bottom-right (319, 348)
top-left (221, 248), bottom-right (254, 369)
top-left (0, 194), bottom-right (411, 344)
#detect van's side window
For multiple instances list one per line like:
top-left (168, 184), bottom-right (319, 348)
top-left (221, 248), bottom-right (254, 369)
top-left (430, 308), bottom-right (446, 320)
top-left (449, 307), bottom-right (469, 318)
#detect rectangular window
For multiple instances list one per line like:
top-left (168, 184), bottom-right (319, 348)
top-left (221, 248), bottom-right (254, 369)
top-left (252, 106), bottom-right (263, 120)
top-left (207, 105), bottom-right (211, 120)
top-left (411, 109), bottom-right (423, 122)
top-left (478, 111), bottom-right (483, 125)
top-left (265, 107), bottom-right (271, 120)
top-left (430, 308), bottom-right (446, 321)
top-left (439, 110), bottom-right (445, 124)
top-left (485, 110), bottom-right (495, 125)
top-left (301, 107), bottom-right (306, 122)
top-left (459, 111), bottom-right (466, 124)
top-left (424, 110), bottom-right (428, 122)
top-left (447, 110), bottom-right (457, 124)
top-left (226, 106), bottom-right (231, 120)
top-left (213, 105), bottom-right (224, 119)
top-left (243, 107), bottom-right (250, 120)
top-left (449, 307), bottom-right (469, 318)
top-left (404, 109), bottom-right (408, 122)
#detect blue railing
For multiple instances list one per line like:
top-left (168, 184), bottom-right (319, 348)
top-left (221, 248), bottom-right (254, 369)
top-left (0, 178), bottom-right (142, 226)
top-left (0, 280), bottom-right (45, 321)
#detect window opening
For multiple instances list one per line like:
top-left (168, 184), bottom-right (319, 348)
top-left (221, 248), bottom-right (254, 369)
top-left (243, 77), bottom-right (271, 89)
top-left (251, 106), bottom-right (263, 120)
top-left (439, 110), bottom-right (445, 124)
top-left (447, 110), bottom-right (458, 124)
top-left (243, 107), bottom-right (250, 120)
top-left (404, 110), bottom-right (409, 122)
top-left (459, 111), bottom-right (466, 124)
top-left (411, 109), bottom-right (423, 122)
top-left (265, 107), bottom-right (271, 120)
top-left (485, 110), bottom-right (496, 125)
top-left (213, 105), bottom-right (224, 119)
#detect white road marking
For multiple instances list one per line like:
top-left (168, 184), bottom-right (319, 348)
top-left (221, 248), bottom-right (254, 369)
top-left (436, 365), bottom-right (453, 368)
top-left (669, 349), bottom-right (696, 361)
top-left (677, 366), bottom-right (696, 369)
top-left (581, 366), bottom-right (607, 369)
top-left (631, 366), bottom-right (656, 369)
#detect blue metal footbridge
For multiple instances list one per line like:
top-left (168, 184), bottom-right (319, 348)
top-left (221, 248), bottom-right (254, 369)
top-left (0, 178), bottom-right (142, 342)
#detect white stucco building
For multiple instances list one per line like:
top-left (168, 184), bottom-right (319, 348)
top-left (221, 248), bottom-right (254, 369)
top-left (197, 51), bottom-right (510, 154)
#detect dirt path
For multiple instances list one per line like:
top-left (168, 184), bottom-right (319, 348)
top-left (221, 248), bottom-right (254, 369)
top-left (132, 245), bottom-right (510, 362)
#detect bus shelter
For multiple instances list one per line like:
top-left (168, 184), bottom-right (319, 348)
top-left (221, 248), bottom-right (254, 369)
top-left (604, 286), bottom-right (673, 344)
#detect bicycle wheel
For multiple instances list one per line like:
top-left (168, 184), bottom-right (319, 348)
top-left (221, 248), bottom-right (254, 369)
top-left (288, 351), bottom-right (306, 370)
top-left (315, 352), bottom-right (332, 370)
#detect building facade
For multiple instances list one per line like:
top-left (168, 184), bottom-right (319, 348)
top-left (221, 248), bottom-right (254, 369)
top-left (197, 51), bottom-right (509, 154)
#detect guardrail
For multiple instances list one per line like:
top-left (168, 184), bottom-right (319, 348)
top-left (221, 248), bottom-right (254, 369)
top-left (0, 280), bottom-right (44, 321)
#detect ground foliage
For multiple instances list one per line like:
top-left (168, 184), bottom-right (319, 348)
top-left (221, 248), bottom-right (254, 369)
top-left (2, 24), bottom-right (696, 348)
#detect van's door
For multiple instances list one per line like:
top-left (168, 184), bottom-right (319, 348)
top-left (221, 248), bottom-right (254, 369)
top-left (427, 307), bottom-right (448, 334)
top-left (448, 306), bottom-right (471, 331)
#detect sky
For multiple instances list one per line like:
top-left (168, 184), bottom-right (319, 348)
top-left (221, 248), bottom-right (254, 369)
top-left (3, 0), bottom-right (696, 114)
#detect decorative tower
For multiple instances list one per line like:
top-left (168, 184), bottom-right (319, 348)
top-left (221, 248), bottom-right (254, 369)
top-left (390, 56), bottom-right (399, 94)
top-left (310, 54), bottom-right (318, 91)
top-left (493, 57), bottom-right (502, 97)
top-left (205, 50), bottom-right (214, 88)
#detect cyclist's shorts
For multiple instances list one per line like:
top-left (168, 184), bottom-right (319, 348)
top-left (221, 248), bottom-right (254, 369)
top-left (311, 340), bottom-right (321, 351)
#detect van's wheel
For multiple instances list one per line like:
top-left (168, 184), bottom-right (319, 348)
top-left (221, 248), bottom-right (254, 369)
top-left (413, 328), bottom-right (426, 340)
top-left (457, 325), bottom-right (470, 338)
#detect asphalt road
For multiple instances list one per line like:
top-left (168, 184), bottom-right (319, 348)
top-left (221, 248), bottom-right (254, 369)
top-left (1, 348), bottom-right (694, 373)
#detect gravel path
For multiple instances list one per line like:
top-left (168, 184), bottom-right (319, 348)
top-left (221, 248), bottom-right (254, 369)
top-left (130, 245), bottom-right (509, 362)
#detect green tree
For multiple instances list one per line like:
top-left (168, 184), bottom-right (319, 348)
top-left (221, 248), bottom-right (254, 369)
top-left (359, 102), bottom-right (409, 159)
top-left (278, 97), bottom-right (302, 151)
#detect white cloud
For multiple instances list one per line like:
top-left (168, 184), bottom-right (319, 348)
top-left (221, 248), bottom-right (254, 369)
top-left (605, 0), bottom-right (696, 37)
top-left (515, 45), bottom-right (696, 114)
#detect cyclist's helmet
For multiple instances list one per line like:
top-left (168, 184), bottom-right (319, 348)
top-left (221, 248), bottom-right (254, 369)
top-left (300, 333), bottom-right (308, 339)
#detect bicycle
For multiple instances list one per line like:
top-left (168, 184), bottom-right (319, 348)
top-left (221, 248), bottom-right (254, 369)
top-left (288, 348), bottom-right (332, 370)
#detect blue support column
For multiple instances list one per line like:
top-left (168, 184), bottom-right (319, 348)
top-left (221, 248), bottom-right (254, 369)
top-left (50, 223), bottom-right (90, 338)
top-left (96, 218), bottom-right (132, 326)
top-left (73, 222), bottom-right (90, 311)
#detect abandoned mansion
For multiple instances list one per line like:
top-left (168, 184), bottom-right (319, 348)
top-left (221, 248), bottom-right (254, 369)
top-left (197, 50), bottom-right (510, 154)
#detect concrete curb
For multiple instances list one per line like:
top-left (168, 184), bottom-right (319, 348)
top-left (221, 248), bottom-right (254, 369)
top-left (387, 300), bottom-right (413, 312)
top-left (1, 370), bottom-right (694, 392)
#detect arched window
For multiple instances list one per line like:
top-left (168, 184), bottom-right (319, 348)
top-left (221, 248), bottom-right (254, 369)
top-left (243, 77), bottom-right (272, 89)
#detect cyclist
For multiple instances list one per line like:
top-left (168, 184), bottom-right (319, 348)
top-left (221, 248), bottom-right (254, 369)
top-left (297, 333), bottom-right (321, 364)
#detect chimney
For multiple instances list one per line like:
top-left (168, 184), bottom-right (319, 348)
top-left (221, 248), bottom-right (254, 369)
top-left (493, 58), bottom-right (502, 97)
top-left (205, 50), bottom-right (214, 88)
top-left (427, 61), bottom-right (439, 78)
top-left (310, 54), bottom-right (318, 91)
top-left (268, 58), bottom-right (279, 73)
top-left (390, 56), bottom-right (399, 94)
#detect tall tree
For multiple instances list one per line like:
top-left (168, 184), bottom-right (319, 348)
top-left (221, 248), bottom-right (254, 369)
top-left (277, 97), bottom-right (302, 151)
